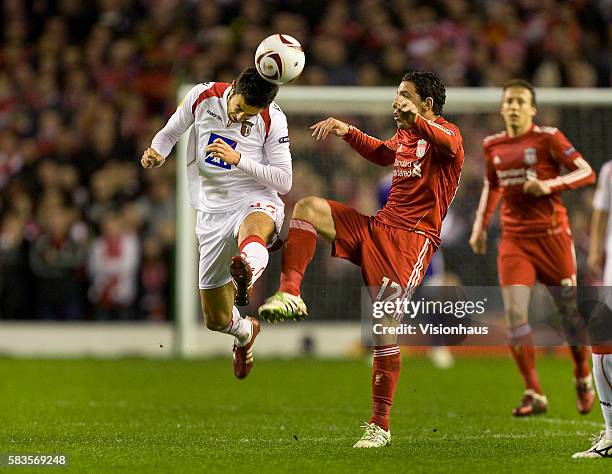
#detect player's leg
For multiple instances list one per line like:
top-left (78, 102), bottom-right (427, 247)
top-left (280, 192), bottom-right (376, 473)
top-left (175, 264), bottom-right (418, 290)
top-left (354, 229), bottom-right (434, 448)
top-left (259, 197), bottom-right (366, 322)
top-left (199, 285), bottom-right (259, 379)
top-left (231, 209), bottom-right (277, 306)
top-left (278, 195), bottom-right (336, 293)
top-left (501, 284), bottom-right (548, 415)
top-left (573, 348), bottom-right (612, 458)
top-left (537, 231), bottom-right (594, 414)
top-left (574, 264), bottom-right (612, 457)
top-left (196, 210), bottom-right (259, 379)
top-left (498, 238), bottom-right (547, 416)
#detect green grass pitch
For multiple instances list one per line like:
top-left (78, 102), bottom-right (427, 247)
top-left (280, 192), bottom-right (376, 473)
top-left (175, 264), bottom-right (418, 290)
top-left (0, 355), bottom-right (607, 472)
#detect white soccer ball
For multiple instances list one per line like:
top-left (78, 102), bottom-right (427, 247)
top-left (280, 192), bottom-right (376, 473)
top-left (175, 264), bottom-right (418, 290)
top-left (255, 34), bottom-right (305, 85)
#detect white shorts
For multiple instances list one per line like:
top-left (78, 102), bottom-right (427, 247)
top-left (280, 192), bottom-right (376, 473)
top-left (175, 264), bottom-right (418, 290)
top-left (196, 199), bottom-right (284, 290)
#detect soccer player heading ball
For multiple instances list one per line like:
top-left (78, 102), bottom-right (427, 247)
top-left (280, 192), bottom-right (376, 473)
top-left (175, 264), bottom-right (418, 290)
top-left (259, 72), bottom-right (464, 448)
top-left (469, 80), bottom-right (597, 417)
top-left (142, 67), bottom-right (292, 379)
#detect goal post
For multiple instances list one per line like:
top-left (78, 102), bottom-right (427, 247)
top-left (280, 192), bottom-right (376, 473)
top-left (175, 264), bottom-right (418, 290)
top-left (173, 86), bottom-right (612, 357)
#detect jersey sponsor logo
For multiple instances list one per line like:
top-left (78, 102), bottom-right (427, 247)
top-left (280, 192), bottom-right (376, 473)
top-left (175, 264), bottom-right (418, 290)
top-left (393, 162), bottom-right (422, 178)
top-left (496, 167), bottom-right (527, 186)
top-left (394, 158), bottom-right (422, 178)
top-left (278, 136), bottom-right (289, 144)
top-left (523, 147), bottom-right (537, 165)
top-left (564, 146), bottom-right (576, 156)
top-left (207, 109), bottom-right (222, 121)
top-left (493, 155), bottom-right (501, 165)
top-left (416, 139), bottom-right (428, 158)
top-left (240, 121), bottom-right (253, 137)
top-left (204, 133), bottom-right (235, 169)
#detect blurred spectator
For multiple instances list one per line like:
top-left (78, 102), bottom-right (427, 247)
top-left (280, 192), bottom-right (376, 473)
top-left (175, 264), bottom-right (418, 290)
top-left (88, 211), bottom-right (139, 320)
top-left (0, 213), bottom-right (31, 318)
top-left (29, 207), bottom-right (85, 320)
top-left (139, 237), bottom-right (168, 321)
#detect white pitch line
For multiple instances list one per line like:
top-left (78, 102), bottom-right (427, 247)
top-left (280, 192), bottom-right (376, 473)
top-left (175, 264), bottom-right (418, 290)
top-left (535, 418), bottom-right (604, 428)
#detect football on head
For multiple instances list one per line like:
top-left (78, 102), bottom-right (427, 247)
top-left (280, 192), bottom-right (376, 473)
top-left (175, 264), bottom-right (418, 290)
top-left (255, 34), bottom-right (305, 85)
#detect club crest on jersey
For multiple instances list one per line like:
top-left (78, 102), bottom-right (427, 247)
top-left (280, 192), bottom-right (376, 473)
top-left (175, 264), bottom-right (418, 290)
top-left (240, 121), bottom-right (253, 137)
top-left (493, 155), bottom-right (502, 165)
top-left (523, 147), bottom-right (537, 165)
top-left (416, 139), bottom-right (428, 158)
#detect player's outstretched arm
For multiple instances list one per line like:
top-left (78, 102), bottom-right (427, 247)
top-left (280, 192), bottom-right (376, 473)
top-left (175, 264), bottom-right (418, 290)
top-left (142, 85), bottom-right (201, 169)
top-left (310, 117), bottom-right (349, 140)
top-left (311, 118), bottom-right (396, 167)
top-left (141, 147), bottom-right (165, 169)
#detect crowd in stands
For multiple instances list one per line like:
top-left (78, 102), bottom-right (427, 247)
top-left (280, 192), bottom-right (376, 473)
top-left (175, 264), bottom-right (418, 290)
top-left (0, 0), bottom-right (609, 319)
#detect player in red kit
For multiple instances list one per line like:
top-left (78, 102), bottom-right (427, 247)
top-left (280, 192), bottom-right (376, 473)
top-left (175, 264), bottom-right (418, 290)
top-left (469, 79), bottom-right (596, 417)
top-left (258, 71), bottom-right (464, 448)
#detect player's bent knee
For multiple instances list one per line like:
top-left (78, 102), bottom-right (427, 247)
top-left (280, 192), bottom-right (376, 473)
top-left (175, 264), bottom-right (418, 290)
top-left (506, 307), bottom-right (528, 327)
top-left (293, 196), bottom-right (328, 222)
top-left (203, 310), bottom-right (231, 331)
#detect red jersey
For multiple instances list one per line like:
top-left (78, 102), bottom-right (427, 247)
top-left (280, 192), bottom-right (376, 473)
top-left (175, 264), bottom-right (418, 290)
top-left (475, 125), bottom-right (595, 237)
top-left (343, 115), bottom-right (464, 247)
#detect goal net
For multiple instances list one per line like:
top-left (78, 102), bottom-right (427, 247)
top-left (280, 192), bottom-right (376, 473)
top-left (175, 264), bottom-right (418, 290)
top-left (175, 86), bottom-right (612, 354)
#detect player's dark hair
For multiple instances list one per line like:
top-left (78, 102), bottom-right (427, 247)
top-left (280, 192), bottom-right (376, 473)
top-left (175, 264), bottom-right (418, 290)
top-left (503, 79), bottom-right (536, 106)
top-left (401, 71), bottom-right (446, 115)
top-left (233, 67), bottom-right (279, 109)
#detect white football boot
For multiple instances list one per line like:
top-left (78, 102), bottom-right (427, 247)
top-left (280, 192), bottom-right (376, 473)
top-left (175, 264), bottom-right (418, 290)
top-left (572, 431), bottom-right (612, 458)
top-left (353, 422), bottom-right (391, 448)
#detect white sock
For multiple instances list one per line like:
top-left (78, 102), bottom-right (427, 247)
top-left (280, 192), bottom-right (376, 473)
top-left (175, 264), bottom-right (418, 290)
top-left (241, 239), bottom-right (269, 285)
top-left (219, 306), bottom-right (252, 346)
top-left (593, 353), bottom-right (612, 440)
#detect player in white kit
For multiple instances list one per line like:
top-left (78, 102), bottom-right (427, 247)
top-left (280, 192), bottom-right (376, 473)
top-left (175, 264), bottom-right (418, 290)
top-left (141, 68), bottom-right (292, 379)
top-left (573, 160), bottom-right (612, 458)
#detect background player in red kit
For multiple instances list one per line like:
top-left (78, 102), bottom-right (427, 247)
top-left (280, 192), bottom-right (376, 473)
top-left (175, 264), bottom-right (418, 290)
top-left (469, 79), bottom-right (596, 417)
top-left (259, 71), bottom-right (464, 448)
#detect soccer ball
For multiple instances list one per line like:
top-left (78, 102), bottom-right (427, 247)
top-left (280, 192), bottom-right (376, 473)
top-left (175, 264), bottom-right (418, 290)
top-left (255, 34), bottom-right (305, 85)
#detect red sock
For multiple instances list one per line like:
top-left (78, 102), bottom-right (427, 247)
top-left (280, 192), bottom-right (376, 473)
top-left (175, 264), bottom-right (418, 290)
top-left (369, 345), bottom-right (401, 432)
top-left (569, 345), bottom-right (591, 379)
top-left (279, 219), bottom-right (317, 296)
top-left (508, 324), bottom-right (543, 394)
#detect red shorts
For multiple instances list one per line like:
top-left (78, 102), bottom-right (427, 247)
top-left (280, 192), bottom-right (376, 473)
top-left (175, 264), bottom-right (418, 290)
top-left (498, 228), bottom-right (576, 286)
top-left (328, 200), bottom-right (435, 299)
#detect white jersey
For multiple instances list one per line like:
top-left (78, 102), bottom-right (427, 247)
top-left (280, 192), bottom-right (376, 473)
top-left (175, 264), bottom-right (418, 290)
top-left (151, 82), bottom-right (292, 213)
top-left (593, 160), bottom-right (612, 284)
